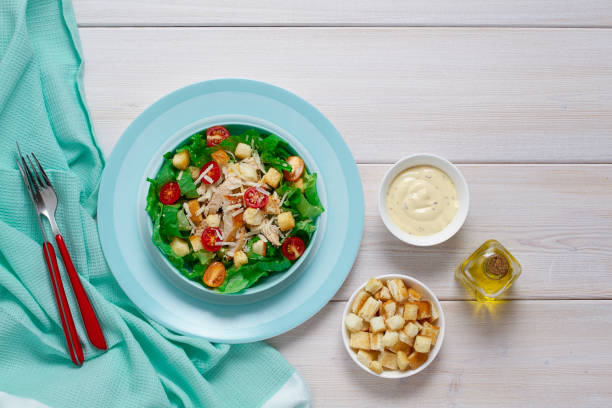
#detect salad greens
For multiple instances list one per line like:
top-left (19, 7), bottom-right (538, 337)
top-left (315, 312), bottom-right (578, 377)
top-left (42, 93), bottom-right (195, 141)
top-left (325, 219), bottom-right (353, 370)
top-left (146, 125), bottom-right (323, 294)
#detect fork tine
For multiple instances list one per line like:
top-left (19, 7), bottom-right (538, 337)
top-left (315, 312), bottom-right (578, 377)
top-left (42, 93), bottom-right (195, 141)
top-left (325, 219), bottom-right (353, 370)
top-left (32, 153), bottom-right (52, 187)
top-left (26, 155), bottom-right (44, 189)
top-left (21, 155), bottom-right (40, 194)
top-left (16, 158), bottom-right (34, 197)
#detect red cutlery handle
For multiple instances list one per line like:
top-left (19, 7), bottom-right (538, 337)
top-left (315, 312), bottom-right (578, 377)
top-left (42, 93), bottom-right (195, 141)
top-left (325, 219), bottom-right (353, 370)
top-left (55, 234), bottom-right (107, 350)
top-left (43, 242), bottom-right (84, 366)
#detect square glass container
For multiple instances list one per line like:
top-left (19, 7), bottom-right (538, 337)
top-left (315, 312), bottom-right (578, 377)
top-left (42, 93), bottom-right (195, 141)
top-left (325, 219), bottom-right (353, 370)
top-left (455, 240), bottom-right (521, 301)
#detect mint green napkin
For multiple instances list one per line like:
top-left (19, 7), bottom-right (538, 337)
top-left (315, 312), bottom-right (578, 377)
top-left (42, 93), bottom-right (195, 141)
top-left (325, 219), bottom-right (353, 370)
top-left (0, 0), bottom-right (295, 406)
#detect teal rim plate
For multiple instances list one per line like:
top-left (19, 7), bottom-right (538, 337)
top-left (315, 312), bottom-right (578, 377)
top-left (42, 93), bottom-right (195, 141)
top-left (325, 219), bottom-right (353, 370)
top-left (98, 79), bottom-right (364, 343)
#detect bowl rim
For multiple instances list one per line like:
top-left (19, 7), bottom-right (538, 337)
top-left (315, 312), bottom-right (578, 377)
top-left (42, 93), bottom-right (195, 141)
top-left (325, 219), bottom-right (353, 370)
top-left (341, 274), bottom-right (446, 378)
top-left (377, 153), bottom-right (469, 247)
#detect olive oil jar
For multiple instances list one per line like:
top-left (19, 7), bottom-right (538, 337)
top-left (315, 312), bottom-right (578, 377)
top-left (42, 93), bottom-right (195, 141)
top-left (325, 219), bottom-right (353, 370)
top-left (455, 240), bottom-right (521, 301)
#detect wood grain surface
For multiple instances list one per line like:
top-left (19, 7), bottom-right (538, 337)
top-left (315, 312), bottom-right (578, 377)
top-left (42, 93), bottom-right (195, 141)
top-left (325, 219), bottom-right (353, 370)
top-left (80, 27), bottom-right (612, 163)
top-left (75, 1), bottom-right (612, 406)
top-left (73, 0), bottom-right (612, 27)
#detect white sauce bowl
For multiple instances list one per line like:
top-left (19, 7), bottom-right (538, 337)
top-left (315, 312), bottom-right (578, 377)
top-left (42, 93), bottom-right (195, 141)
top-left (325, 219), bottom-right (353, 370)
top-left (378, 154), bottom-right (469, 246)
top-left (341, 274), bottom-right (446, 378)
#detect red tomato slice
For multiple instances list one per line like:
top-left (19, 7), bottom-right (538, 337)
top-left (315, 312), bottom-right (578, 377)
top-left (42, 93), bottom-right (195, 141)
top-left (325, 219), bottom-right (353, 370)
top-left (244, 187), bottom-right (269, 209)
top-left (201, 227), bottom-right (222, 252)
top-left (283, 156), bottom-right (305, 182)
top-left (159, 181), bottom-right (180, 205)
top-left (199, 161), bottom-right (221, 184)
top-left (206, 126), bottom-right (230, 147)
top-left (281, 237), bottom-right (306, 260)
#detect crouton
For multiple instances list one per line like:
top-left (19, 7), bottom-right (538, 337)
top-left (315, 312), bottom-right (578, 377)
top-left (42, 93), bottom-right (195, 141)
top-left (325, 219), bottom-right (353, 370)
top-left (189, 235), bottom-right (203, 252)
top-left (277, 211), bottom-right (295, 232)
top-left (382, 331), bottom-right (399, 348)
top-left (358, 297), bottom-right (381, 322)
top-left (252, 239), bottom-right (267, 256)
top-left (369, 333), bottom-right (384, 351)
top-left (170, 237), bottom-right (190, 257)
top-left (374, 286), bottom-right (392, 301)
top-left (263, 168), bottom-right (282, 188)
top-left (369, 360), bottom-right (383, 374)
top-left (235, 143), bottom-right (252, 160)
top-left (407, 352), bottom-right (428, 370)
top-left (356, 350), bottom-right (377, 367)
top-left (397, 351), bottom-right (410, 371)
top-left (389, 340), bottom-right (411, 354)
top-left (403, 322), bottom-right (420, 338)
top-left (364, 278), bottom-right (384, 294)
top-left (349, 331), bottom-right (370, 350)
top-left (380, 351), bottom-right (398, 370)
top-left (421, 322), bottom-right (440, 345)
top-left (206, 213), bottom-right (221, 228)
top-left (387, 278), bottom-right (409, 302)
top-left (396, 305), bottom-right (404, 317)
top-left (414, 335), bottom-right (432, 353)
top-left (186, 199), bottom-right (203, 224)
top-left (211, 150), bottom-right (230, 166)
top-left (172, 150), bottom-right (190, 170)
top-left (415, 300), bottom-right (432, 320)
top-left (398, 330), bottom-right (415, 347)
top-left (403, 303), bottom-right (419, 321)
top-left (350, 291), bottom-right (369, 314)
top-left (431, 303), bottom-right (440, 321)
top-left (369, 316), bottom-right (386, 333)
top-left (244, 208), bottom-right (265, 226)
top-left (385, 315), bottom-right (405, 331)
top-left (407, 287), bottom-right (422, 301)
top-left (344, 313), bottom-right (364, 333)
top-left (239, 163), bottom-right (258, 182)
top-left (381, 300), bottom-right (397, 319)
top-left (264, 194), bottom-right (280, 215)
top-left (233, 250), bottom-right (248, 268)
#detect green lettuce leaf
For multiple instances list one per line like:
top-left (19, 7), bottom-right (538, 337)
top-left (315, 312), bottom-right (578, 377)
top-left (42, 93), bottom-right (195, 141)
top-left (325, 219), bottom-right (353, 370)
top-left (290, 192), bottom-right (324, 219)
top-left (178, 170), bottom-right (198, 199)
top-left (303, 172), bottom-right (322, 207)
top-left (152, 210), bottom-right (186, 271)
top-left (159, 205), bottom-right (183, 240)
top-left (176, 209), bottom-right (191, 231)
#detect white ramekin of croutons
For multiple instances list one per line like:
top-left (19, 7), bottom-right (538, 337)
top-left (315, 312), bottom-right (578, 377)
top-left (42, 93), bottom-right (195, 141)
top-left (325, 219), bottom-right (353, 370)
top-left (342, 274), bottom-right (445, 378)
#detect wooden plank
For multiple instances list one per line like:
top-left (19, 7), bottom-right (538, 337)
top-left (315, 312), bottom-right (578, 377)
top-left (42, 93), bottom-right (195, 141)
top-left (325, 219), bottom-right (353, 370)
top-left (333, 164), bottom-right (612, 301)
top-left (267, 300), bottom-right (612, 407)
top-left (72, 0), bottom-right (612, 27)
top-left (80, 27), bottom-right (612, 163)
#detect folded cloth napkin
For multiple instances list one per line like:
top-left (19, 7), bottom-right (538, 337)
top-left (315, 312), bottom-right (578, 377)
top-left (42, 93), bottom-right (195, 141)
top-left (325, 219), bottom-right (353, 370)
top-left (0, 1), bottom-right (309, 407)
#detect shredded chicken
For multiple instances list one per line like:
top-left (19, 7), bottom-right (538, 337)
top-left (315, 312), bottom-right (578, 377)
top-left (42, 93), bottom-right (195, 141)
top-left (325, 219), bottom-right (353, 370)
top-left (206, 180), bottom-right (238, 214)
top-left (261, 221), bottom-right (281, 247)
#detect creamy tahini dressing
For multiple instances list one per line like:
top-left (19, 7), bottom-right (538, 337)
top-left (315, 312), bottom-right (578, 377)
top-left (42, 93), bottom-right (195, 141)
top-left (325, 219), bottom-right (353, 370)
top-left (386, 165), bottom-right (459, 236)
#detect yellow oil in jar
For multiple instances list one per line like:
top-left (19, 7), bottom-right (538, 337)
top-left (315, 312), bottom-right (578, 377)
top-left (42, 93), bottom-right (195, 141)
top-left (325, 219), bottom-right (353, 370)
top-left (456, 240), bottom-right (521, 302)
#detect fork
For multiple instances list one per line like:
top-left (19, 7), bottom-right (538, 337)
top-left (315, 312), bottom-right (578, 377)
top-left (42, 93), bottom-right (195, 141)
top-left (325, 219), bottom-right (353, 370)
top-left (16, 152), bottom-right (84, 366)
top-left (17, 145), bottom-right (107, 352)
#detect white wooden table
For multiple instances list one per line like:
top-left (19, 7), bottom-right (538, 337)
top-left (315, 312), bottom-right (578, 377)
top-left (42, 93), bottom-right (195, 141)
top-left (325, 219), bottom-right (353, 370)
top-left (73, 1), bottom-right (612, 406)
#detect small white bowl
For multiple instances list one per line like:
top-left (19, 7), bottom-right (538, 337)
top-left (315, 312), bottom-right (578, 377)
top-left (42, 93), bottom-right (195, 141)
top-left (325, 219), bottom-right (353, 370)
top-left (378, 153), bottom-right (469, 246)
top-left (341, 274), bottom-right (445, 378)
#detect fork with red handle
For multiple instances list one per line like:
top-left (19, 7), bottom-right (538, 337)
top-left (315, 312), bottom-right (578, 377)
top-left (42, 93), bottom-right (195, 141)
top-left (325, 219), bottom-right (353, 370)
top-left (16, 144), bottom-right (107, 365)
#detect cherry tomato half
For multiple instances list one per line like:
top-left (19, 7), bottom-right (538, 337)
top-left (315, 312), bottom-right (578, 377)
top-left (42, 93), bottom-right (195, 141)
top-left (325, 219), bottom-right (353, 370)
top-left (206, 126), bottom-right (230, 147)
top-left (283, 156), bottom-right (305, 182)
top-left (199, 161), bottom-right (221, 184)
top-left (159, 181), bottom-right (180, 205)
top-left (203, 261), bottom-right (226, 287)
top-left (244, 187), bottom-right (269, 209)
top-left (281, 236), bottom-right (306, 261)
top-left (201, 227), bottom-right (223, 252)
